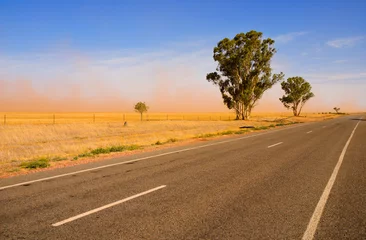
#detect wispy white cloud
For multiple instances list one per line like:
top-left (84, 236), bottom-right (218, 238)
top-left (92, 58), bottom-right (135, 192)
top-left (326, 36), bottom-right (364, 48)
top-left (301, 52), bottom-right (308, 56)
top-left (303, 72), bottom-right (366, 82)
top-left (332, 59), bottom-right (348, 64)
top-left (274, 31), bottom-right (308, 43)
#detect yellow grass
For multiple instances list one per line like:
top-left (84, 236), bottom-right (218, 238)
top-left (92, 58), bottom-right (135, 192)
top-left (0, 112), bottom-right (341, 177)
top-left (0, 111), bottom-right (338, 124)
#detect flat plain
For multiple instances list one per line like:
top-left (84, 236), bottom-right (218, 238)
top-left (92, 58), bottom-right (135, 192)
top-left (0, 112), bottom-right (340, 177)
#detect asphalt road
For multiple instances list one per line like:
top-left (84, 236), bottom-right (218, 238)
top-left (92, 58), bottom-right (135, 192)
top-left (1, 115), bottom-right (365, 240)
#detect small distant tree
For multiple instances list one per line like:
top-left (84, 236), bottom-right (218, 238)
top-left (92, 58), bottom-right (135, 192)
top-left (333, 107), bottom-right (340, 114)
top-left (134, 102), bottom-right (149, 121)
top-left (279, 76), bottom-right (314, 116)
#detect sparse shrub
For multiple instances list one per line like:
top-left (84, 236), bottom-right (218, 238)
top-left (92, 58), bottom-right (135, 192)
top-left (166, 138), bottom-right (178, 143)
top-left (197, 133), bottom-right (217, 138)
top-left (52, 156), bottom-right (67, 161)
top-left (91, 147), bottom-right (110, 155)
top-left (110, 146), bottom-right (126, 152)
top-left (220, 130), bottom-right (235, 135)
top-left (77, 152), bottom-right (93, 158)
top-left (126, 145), bottom-right (141, 151)
top-left (20, 157), bottom-right (50, 169)
top-left (89, 145), bottom-right (141, 156)
top-left (255, 126), bottom-right (269, 130)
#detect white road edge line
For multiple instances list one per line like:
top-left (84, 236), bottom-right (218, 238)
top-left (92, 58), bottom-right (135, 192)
top-left (52, 185), bottom-right (166, 227)
top-left (0, 122), bottom-right (313, 191)
top-left (307, 131), bottom-right (313, 134)
top-left (302, 119), bottom-right (361, 240)
top-left (267, 142), bottom-right (283, 148)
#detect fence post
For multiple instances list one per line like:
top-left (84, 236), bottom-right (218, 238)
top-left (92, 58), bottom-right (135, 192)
top-left (53, 114), bottom-right (55, 124)
top-left (4, 115), bottom-right (6, 125)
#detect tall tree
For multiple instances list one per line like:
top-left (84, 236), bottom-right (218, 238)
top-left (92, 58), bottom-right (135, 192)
top-left (279, 77), bottom-right (314, 116)
top-left (134, 102), bottom-right (149, 121)
top-left (333, 107), bottom-right (340, 114)
top-left (206, 30), bottom-right (284, 120)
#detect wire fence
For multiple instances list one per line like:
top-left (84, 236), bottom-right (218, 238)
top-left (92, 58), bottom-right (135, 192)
top-left (0, 112), bottom-right (240, 125)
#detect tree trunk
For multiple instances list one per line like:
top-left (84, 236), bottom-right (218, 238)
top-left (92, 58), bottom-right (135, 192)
top-left (247, 109), bottom-right (251, 120)
top-left (292, 104), bottom-right (298, 116)
top-left (140, 112), bottom-right (143, 121)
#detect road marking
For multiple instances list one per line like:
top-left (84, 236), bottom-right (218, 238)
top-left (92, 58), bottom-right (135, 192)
top-left (307, 131), bottom-right (313, 134)
top-left (52, 185), bottom-right (166, 227)
top-left (0, 122), bottom-right (314, 191)
top-left (267, 142), bottom-right (283, 148)
top-left (302, 120), bottom-right (361, 240)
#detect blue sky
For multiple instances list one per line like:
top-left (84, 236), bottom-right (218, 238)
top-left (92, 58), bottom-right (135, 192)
top-left (0, 0), bottom-right (365, 112)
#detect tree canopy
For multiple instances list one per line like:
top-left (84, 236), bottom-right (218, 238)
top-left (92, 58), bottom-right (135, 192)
top-left (134, 102), bottom-right (149, 121)
top-left (206, 30), bottom-right (284, 120)
top-left (279, 77), bottom-right (314, 116)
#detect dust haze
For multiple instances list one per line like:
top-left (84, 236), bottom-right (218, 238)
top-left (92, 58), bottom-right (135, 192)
top-left (0, 47), bottom-right (364, 113)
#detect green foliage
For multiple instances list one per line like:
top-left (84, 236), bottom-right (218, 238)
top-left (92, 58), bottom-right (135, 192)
top-left (77, 152), bottom-right (93, 158)
top-left (255, 126), bottom-right (269, 130)
top-left (91, 147), bottom-right (110, 155)
top-left (196, 133), bottom-right (218, 138)
top-left (90, 145), bottom-right (141, 155)
top-left (20, 157), bottom-right (50, 169)
top-left (206, 30), bottom-right (284, 120)
top-left (235, 130), bottom-right (248, 134)
top-left (75, 145), bottom-right (142, 159)
top-left (51, 156), bottom-right (67, 162)
top-left (219, 130), bottom-right (235, 135)
top-left (279, 76), bottom-right (314, 116)
top-left (134, 102), bottom-right (149, 121)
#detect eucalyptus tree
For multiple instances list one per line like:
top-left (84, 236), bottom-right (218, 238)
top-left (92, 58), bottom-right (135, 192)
top-left (206, 30), bottom-right (284, 120)
top-left (279, 77), bottom-right (314, 116)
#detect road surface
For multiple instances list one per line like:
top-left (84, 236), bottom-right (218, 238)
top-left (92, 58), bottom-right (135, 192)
top-left (1, 115), bottom-right (365, 239)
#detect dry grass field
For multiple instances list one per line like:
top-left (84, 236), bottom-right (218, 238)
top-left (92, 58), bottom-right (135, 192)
top-left (0, 112), bottom-right (341, 177)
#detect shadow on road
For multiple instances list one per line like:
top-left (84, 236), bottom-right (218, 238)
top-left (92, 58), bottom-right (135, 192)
top-left (350, 118), bottom-right (366, 121)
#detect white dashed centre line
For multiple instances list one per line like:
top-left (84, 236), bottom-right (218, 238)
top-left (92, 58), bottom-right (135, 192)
top-left (307, 131), bottom-right (313, 134)
top-left (267, 142), bottom-right (283, 148)
top-left (52, 185), bottom-right (167, 227)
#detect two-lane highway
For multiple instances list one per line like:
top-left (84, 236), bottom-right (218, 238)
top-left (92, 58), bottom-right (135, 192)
top-left (1, 115), bottom-right (365, 239)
